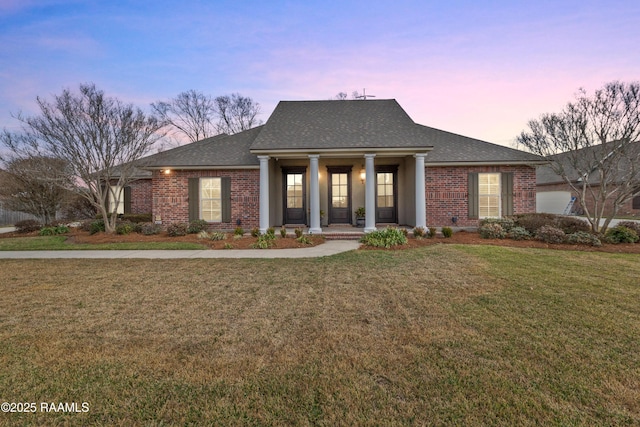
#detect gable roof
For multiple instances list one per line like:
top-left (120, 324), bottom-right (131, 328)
top-left (250, 99), bottom-right (433, 151)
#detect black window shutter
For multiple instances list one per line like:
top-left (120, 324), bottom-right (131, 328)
top-left (221, 177), bottom-right (231, 223)
top-left (501, 173), bottom-right (514, 217)
top-left (124, 186), bottom-right (132, 214)
top-left (188, 178), bottom-right (199, 222)
top-left (468, 173), bottom-right (478, 219)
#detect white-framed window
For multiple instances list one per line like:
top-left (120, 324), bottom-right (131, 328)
top-left (478, 173), bottom-right (501, 218)
top-left (109, 185), bottom-right (124, 215)
top-left (201, 177), bottom-right (222, 222)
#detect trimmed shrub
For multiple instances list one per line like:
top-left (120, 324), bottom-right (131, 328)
top-left (360, 227), bottom-right (408, 248)
top-left (121, 213), bottom-right (152, 223)
top-left (89, 219), bottom-right (105, 235)
top-left (280, 226), bottom-right (287, 238)
top-left (513, 213), bottom-right (559, 234)
top-left (234, 226), bottom-right (244, 236)
top-left (605, 226), bottom-right (639, 244)
top-left (555, 216), bottom-right (590, 234)
top-left (187, 219), bottom-right (209, 234)
top-left (294, 227), bottom-right (304, 238)
top-left (413, 226), bottom-right (425, 238)
top-left (508, 226), bottom-right (531, 241)
top-left (116, 221), bottom-right (135, 235)
top-left (441, 227), bottom-right (453, 238)
top-left (536, 225), bottom-right (566, 244)
top-left (167, 223), bottom-right (189, 237)
top-left (617, 221), bottom-right (640, 236)
top-left (15, 219), bottom-right (42, 234)
top-left (567, 231), bottom-right (602, 247)
top-left (139, 222), bottom-right (162, 235)
top-left (266, 227), bottom-right (276, 237)
top-left (427, 227), bottom-right (437, 238)
top-left (38, 227), bottom-right (56, 236)
top-left (480, 218), bottom-right (515, 232)
top-left (479, 223), bottom-right (506, 239)
top-left (251, 227), bottom-right (260, 238)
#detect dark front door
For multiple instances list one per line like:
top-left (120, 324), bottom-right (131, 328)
top-left (328, 166), bottom-right (352, 224)
top-left (283, 168), bottom-right (306, 225)
top-left (376, 166), bottom-right (398, 223)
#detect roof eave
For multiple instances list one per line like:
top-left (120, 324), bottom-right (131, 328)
top-left (250, 146), bottom-right (434, 158)
top-left (425, 160), bottom-right (549, 167)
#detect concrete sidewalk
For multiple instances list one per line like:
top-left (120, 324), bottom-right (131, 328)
top-left (0, 240), bottom-right (361, 259)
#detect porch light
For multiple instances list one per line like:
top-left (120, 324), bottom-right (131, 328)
top-left (163, 169), bottom-right (171, 175)
top-left (360, 166), bottom-right (366, 184)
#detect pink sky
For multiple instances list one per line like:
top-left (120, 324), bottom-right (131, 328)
top-left (1, 0), bottom-right (638, 147)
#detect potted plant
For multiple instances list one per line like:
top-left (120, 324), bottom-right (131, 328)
top-left (355, 207), bottom-right (365, 228)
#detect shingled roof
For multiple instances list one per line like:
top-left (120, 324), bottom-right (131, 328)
top-left (133, 99), bottom-right (544, 169)
top-left (417, 125), bottom-right (545, 164)
top-left (250, 99), bottom-right (433, 151)
top-left (141, 127), bottom-right (261, 169)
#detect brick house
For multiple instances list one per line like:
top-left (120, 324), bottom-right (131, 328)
top-left (123, 99), bottom-right (544, 231)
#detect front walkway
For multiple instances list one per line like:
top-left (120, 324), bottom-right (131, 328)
top-left (0, 240), bottom-right (361, 259)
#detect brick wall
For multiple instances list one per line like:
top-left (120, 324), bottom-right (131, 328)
top-left (426, 165), bottom-right (537, 227)
top-left (152, 169), bottom-right (260, 230)
top-left (129, 179), bottom-right (152, 214)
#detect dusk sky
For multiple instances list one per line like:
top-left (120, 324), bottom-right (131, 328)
top-left (1, 0), bottom-right (638, 147)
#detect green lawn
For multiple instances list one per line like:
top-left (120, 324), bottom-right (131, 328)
top-left (0, 235), bottom-right (207, 250)
top-left (0, 245), bottom-right (638, 425)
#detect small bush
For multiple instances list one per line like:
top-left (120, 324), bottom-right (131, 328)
top-left (197, 230), bottom-right (210, 239)
top-left (555, 216), bottom-right (590, 234)
top-left (39, 227), bottom-right (56, 236)
top-left (209, 231), bottom-right (227, 241)
top-left (508, 226), bottom-right (531, 241)
top-left (441, 227), bottom-right (453, 238)
top-left (479, 223), bottom-right (506, 239)
top-left (167, 223), bottom-right (189, 237)
top-left (480, 218), bottom-right (515, 232)
top-left (139, 222), bottom-right (162, 235)
top-left (89, 220), bottom-right (105, 235)
top-left (413, 226), bottom-right (425, 238)
top-left (251, 227), bottom-right (260, 237)
top-left (234, 226), bottom-right (244, 236)
top-left (121, 213), bottom-right (152, 223)
top-left (536, 225), bottom-right (566, 244)
top-left (296, 235), bottom-right (312, 245)
top-left (617, 221), bottom-right (640, 236)
top-left (223, 243), bottom-right (233, 249)
top-left (187, 219), bottom-right (209, 234)
top-left (427, 227), bottom-right (437, 238)
top-left (360, 227), bottom-right (408, 248)
top-left (280, 226), bottom-right (287, 238)
top-left (55, 224), bottom-right (70, 234)
top-left (251, 234), bottom-right (275, 249)
top-left (567, 231), bottom-right (602, 247)
top-left (513, 213), bottom-right (559, 234)
top-left (116, 221), bottom-right (135, 235)
top-left (266, 227), bottom-right (275, 237)
top-left (605, 226), bottom-right (639, 244)
top-left (294, 227), bottom-right (304, 238)
top-left (15, 219), bottom-right (42, 233)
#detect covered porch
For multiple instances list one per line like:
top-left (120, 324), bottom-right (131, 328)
top-left (255, 150), bottom-right (431, 234)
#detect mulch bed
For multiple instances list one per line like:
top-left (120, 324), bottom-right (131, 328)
top-left (2, 229), bottom-right (640, 253)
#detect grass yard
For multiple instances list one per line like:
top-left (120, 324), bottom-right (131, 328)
top-left (0, 245), bottom-right (639, 425)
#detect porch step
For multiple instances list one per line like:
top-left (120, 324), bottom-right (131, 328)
top-left (322, 233), bottom-right (363, 240)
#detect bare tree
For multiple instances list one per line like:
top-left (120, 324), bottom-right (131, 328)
top-left (517, 81), bottom-right (640, 233)
top-left (214, 93), bottom-right (262, 135)
top-left (1, 83), bottom-right (165, 233)
top-left (0, 156), bottom-right (73, 225)
top-left (333, 92), bottom-right (348, 100)
top-left (151, 90), bottom-right (217, 143)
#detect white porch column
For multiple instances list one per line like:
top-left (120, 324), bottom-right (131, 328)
top-left (308, 154), bottom-right (322, 234)
top-left (364, 154), bottom-right (376, 233)
top-left (414, 153), bottom-right (427, 229)
top-left (258, 155), bottom-right (270, 233)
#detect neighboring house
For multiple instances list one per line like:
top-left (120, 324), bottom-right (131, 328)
top-left (124, 99), bottom-right (544, 232)
top-left (536, 142), bottom-right (640, 217)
